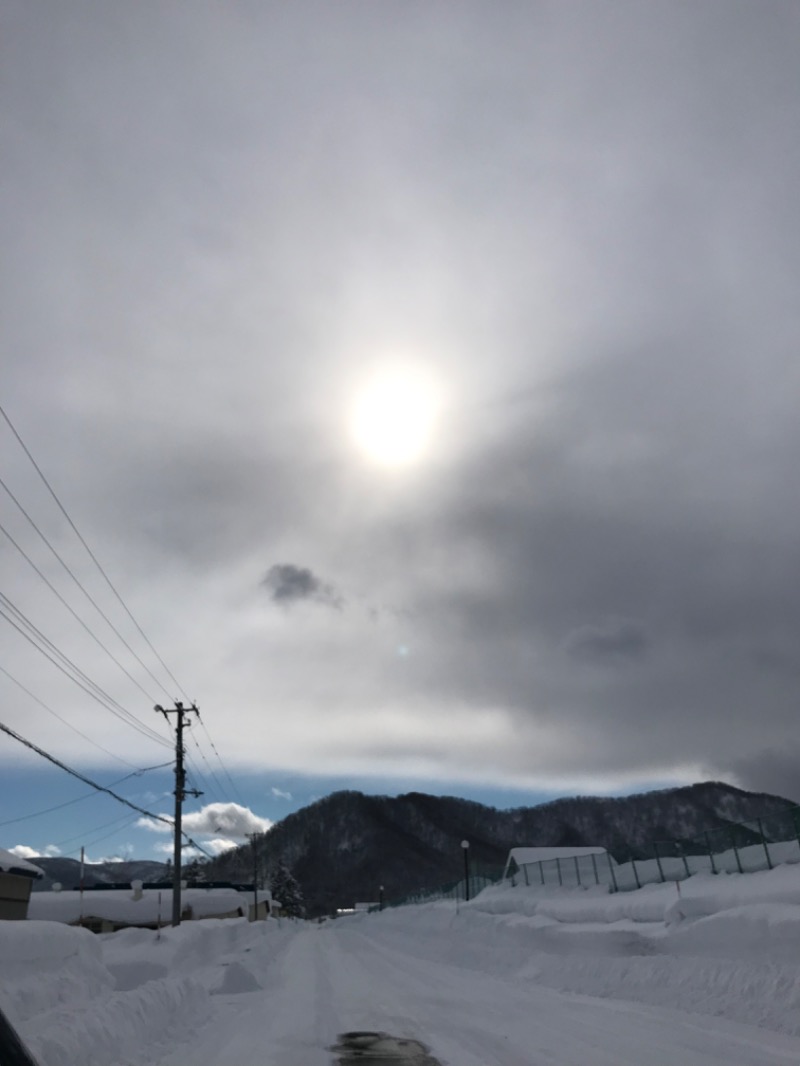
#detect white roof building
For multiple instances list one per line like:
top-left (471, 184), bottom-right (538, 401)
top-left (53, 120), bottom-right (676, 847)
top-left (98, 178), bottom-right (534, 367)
top-left (28, 886), bottom-right (273, 931)
top-left (0, 847), bottom-right (45, 879)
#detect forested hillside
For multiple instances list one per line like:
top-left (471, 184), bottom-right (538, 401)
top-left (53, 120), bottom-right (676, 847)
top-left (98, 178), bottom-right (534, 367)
top-left (204, 781), bottom-right (795, 916)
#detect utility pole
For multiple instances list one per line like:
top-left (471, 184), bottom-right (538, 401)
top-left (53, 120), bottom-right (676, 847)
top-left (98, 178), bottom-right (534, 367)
top-left (246, 833), bottom-right (260, 920)
top-left (156, 701), bottom-right (201, 926)
top-left (461, 839), bottom-right (471, 902)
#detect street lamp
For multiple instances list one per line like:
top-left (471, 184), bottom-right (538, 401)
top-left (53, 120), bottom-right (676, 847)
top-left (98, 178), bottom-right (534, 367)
top-left (461, 840), bottom-right (470, 902)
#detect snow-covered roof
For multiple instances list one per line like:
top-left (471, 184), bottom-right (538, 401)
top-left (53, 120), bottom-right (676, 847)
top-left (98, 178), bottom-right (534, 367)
top-left (503, 846), bottom-right (608, 878)
top-left (0, 846), bottom-right (45, 879)
top-left (27, 887), bottom-right (265, 925)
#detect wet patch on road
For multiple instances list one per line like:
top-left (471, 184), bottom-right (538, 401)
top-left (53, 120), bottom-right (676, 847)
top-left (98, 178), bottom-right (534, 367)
top-left (331, 1031), bottom-right (441, 1065)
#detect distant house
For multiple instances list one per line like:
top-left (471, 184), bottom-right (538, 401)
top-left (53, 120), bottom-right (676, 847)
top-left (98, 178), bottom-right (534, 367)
top-left (0, 847), bottom-right (44, 920)
top-left (503, 846), bottom-right (612, 887)
top-left (28, 884), bottom-right (274, 933)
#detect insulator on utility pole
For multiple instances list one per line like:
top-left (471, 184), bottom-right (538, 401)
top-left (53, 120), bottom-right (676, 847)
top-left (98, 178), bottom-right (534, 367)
top-left (155, 701), bottom-right (202, 926)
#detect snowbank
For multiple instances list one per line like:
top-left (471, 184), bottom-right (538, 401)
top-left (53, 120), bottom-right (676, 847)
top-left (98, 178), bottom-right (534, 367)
top-left (0, 914), bottom-right (287, 1065)
top-left (9, 859), bottom-right (800, 1063)
top-left (24, 975), bottom-right (208, 1066)
top-left (476, 861), bottom-right (800, 929)
top-left (357, 860), bottom-right (800, 1036)
top-left (0, 922), bottom-right (108, 1025)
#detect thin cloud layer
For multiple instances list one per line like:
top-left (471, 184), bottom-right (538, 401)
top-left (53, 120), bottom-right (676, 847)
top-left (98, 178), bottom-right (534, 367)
top-left (1, 2), bottom-right (799, 804)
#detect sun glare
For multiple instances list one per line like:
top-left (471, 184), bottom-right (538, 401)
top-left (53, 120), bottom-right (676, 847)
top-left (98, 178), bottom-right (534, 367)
top-left (350, 366), bottom-right (441, 467)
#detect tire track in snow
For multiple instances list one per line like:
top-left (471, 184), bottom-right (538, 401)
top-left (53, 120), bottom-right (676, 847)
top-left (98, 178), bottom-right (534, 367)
top-left (338, 920), bottom-right (800, 1065)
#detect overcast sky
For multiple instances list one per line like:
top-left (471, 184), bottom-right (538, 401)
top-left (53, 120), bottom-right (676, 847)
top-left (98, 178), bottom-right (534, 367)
top-left (3, 1), bottom-right (800, 861)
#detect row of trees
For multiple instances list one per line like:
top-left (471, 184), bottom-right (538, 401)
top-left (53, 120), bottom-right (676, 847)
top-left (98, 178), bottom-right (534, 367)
top-left (179, 855), bottom-right (305, 918)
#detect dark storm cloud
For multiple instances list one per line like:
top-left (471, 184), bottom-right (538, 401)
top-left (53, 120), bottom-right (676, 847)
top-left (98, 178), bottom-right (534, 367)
top-left (263, 564), bottom-right (343, 610)
top-left (364, 316), bottom-right (800, 778)
top-left (564, 618), bottom-right (648, 664)
top-left (731, 749), bottom-right (800, 806)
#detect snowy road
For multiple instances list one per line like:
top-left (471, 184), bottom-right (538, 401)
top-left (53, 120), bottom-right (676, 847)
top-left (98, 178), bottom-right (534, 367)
top-left (11, 880), bottom-right (800, 1066)
top-left (155, 920), bottom-right (800, 1066)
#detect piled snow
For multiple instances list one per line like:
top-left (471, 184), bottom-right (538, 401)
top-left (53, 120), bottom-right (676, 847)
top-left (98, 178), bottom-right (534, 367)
top-left (359, 863), bottom-right (800, 1036)
top-left (8, 862), bottom-right (800, 1062)
top-left (26, 975), bottom-right (208, 1066)
top-left (0, 921), bottom-right (108, 1025)
top-left (0, 917), bottom-right (288, 1066)
top-left (213, 960), bottom-right (262, 994)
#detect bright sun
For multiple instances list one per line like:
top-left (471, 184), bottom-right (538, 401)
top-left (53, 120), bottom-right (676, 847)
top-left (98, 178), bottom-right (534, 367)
top-left (349, 366), bottom-right (441, 467)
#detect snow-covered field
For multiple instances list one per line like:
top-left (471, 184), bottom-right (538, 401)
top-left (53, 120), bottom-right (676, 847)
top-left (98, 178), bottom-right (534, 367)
top-left (6, 866), bottom-right (800, 1064)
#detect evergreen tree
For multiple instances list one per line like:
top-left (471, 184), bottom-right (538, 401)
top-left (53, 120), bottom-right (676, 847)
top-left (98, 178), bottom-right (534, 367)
top-left (270, 861), bottom-right (304, 918)
top-left (183, 856), bottom-right (208, 883)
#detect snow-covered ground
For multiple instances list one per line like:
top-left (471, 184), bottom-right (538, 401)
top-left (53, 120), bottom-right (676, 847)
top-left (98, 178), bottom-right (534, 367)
top-left (6, 866), bottom-right (800, 1064)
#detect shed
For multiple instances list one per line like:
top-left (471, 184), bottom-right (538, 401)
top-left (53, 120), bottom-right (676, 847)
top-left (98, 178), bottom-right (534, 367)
top-left (0, 847), bottom-right (45, 920)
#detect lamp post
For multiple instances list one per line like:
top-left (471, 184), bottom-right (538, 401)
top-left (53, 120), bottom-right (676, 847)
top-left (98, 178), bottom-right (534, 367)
top-left (379, 885), bottom-right (384, 912)
top-left (461, 840), bottom-right (470, 902)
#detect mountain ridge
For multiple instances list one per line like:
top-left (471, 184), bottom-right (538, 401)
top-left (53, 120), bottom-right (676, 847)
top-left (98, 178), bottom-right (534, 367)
top-left (205, 780), bottom-right (796, 916)
top-left (29, 857), bottom-right (167, 892)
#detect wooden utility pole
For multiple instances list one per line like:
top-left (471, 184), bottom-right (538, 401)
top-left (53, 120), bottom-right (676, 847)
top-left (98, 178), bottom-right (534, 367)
top-left (156, 701), bottom-right (201, 926)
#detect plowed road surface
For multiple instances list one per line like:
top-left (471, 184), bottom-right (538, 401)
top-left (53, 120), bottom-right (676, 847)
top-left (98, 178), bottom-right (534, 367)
top-left (156, 921), bottom-right (800, 1066)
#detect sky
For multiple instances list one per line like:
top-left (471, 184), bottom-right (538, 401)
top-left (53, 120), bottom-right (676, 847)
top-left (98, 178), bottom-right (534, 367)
top-left (3, 0), bottom-right (800, 865)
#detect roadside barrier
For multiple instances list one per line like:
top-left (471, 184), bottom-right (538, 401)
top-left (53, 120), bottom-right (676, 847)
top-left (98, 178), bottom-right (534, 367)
top-left (376, 806), bottom-right (800, 909)
top-left (510, 807), bottom-right (800, 893)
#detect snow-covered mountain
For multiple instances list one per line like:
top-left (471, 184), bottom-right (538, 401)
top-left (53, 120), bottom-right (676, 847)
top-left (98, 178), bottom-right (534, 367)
top-left (30, 857), bottom-right (167, 892)
top-left (204, 781), bottom-right (796, 916)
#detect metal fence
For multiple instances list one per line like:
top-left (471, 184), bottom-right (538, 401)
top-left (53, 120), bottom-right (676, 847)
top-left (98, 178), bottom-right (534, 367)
top-left (375, 863), bottom-right (506, 911)
top-left (376, 807), bottom-right (800, 911)
top-left (511, 852), bottom-right (618, 890)
top-left (512, 806), bottom-right (800, 894)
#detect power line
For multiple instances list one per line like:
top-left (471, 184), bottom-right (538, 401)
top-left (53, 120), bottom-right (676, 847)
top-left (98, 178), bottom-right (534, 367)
top-left (0, 472), bottom-right (174, 702)
top-left (0, 717), bottom-right (213, 859)
top-left (184, 751), bottom-right (216, 804)
top-left (65, 814), bottom-right (142, 857)
top-left (53, 810), bottom-right (140, 844)
top-left (197, 712), bottom-right (248, 806)
top-left (0, 602), bottom-right (171, 751)
top-left (0, 518), bottom-right (159, 704)
top-left (1, 404), bottom-right (247, 814)
top-left (186, 730), bottom-right (227, 802)
top-left (0, 403), bottom-right (188, 700)
top-left (0, 761), bottom-right (174, 829)
top-left (0, 593), bottom-right (172, 750)
top-left (0, 662), bottom-right (141, 768)
top-left (64, 814), bottom-right (143, 857)
top-left (0, 791), bottom-right (98, 828)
